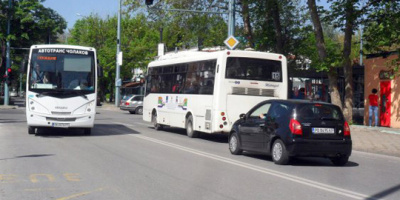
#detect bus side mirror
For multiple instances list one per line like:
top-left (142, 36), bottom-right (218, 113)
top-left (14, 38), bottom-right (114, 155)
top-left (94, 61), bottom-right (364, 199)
top-left (20, 58), bottom-right (27, 73)
top-left (98, 66), bottom-right (103, 77)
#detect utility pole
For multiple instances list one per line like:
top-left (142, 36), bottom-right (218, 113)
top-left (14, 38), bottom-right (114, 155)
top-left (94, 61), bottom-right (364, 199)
top-left (115, 0), bottom-right (122, 106)
top-left (228, 0), bottom-right (235, 37)
top-left (4, 0), bottom-right (12, 106)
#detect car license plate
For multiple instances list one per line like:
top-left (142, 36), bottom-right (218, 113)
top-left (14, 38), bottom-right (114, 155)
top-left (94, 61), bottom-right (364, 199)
top-left (312, 127), bottom-right (335, 134)
top-left (52, 123), bottom-right (70, 128)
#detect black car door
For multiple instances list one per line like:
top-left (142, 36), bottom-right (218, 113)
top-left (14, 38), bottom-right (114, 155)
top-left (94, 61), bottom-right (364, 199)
top-left (264, 102), bottom-right (292, 151)
top-left (239, 103), bottom-right (272, 151)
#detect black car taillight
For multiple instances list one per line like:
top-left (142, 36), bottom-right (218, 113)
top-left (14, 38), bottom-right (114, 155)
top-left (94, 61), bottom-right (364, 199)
top-left (344, 121), bottom-right (351, 136)
top-left (289, 119), bottom-right (302, 135)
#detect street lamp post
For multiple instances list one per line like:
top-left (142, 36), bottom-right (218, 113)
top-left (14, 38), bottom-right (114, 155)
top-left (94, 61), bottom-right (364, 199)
top-left (115, 0), bottom-right (122, 106)
top-left (4, 0), bottom-right (12, 106)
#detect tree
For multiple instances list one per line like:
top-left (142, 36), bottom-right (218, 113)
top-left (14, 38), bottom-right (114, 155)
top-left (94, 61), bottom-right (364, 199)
top-left (307, 0), bottom-right (342, 109)
top-left (0, 0), bottom-right (66, 88)
top-left (69, 13), bottom-right (160, 102)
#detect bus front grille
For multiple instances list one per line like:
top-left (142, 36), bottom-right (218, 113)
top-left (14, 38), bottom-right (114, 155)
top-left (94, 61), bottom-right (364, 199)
top-left (46, 117), bottom-right (76, 122)
top-left (51, 111), bottom-right (72, 115)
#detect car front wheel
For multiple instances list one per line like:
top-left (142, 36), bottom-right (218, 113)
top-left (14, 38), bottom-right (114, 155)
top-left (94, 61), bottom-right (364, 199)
top-left (272, 139), bottom-right (289, 165)
top-left (229, 132), bottom-right (242, 155)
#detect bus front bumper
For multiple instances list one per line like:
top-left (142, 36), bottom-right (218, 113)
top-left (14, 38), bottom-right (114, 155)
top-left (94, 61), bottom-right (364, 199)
top-left (27, 113), bottom-right (95, 128)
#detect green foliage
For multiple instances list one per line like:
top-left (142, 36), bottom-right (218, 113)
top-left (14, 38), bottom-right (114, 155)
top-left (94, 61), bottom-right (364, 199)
top-left (0, 0), bottom-right (66, 89)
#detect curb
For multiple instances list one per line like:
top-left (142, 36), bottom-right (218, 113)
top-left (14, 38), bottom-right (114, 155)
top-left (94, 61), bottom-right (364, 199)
top-left (0, 106), bottom-right (17, 110)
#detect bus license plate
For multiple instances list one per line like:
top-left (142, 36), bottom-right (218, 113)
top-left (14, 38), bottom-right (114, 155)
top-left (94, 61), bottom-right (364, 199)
top-left (52, 123), bottom-right (70, 128)
top-left (312, 128), bottom-right (335, 134)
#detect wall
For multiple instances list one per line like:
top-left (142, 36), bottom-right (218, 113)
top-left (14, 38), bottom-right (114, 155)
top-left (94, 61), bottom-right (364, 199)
top-left (364, 54), bottom-right (400, 128)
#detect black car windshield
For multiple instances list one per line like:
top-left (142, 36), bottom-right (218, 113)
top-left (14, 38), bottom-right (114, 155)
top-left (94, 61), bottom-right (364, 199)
top-left (29, 49), bottom-right (95, 93)
top-left (297, 104), bottom-right (343, 121)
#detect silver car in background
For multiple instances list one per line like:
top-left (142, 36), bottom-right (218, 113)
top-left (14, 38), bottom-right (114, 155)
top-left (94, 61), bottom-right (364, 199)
top-left (120, 95), bottom-right (143, 114)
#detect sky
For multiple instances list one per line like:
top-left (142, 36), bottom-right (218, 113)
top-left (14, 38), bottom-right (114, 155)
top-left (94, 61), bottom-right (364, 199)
top-left (42, 0), bottom-right (120, 30)
top-left (42, 0), bottom-right (330, 31)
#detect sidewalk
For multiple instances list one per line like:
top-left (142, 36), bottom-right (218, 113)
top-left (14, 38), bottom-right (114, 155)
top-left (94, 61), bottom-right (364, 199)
top-left (350, 125), bottom-right (400, 157)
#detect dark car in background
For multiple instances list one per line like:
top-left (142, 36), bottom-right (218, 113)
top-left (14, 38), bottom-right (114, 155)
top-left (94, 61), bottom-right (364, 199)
top-left (120, 95), bottom-right (143, 114)
top-left (229, 99), bottom-right (352, 166)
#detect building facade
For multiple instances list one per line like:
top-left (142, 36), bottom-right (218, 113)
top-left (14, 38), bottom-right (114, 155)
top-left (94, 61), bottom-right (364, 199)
top-left (364, 52), bottom-right (400, 128)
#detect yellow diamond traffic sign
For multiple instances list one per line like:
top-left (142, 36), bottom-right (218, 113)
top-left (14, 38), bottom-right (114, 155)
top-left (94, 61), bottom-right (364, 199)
top-left (224, 35), bottom-right (239, 50)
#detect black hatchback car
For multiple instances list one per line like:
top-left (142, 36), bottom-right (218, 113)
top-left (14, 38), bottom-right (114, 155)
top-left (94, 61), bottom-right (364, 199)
top-left (229, 99), bottom-right (352, 166)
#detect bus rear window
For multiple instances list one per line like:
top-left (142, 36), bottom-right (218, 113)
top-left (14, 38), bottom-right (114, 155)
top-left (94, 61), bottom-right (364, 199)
top-left (226, 57), bottom-right (282, 82)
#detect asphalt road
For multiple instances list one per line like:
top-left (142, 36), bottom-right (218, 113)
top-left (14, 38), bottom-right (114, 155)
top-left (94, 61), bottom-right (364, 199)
top-left (1, 107), bottom-right (400, 200)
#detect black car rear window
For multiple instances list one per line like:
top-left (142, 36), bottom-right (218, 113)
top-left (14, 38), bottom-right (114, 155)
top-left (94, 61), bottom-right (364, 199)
top-left (297, 104), bottom-right (343, 121)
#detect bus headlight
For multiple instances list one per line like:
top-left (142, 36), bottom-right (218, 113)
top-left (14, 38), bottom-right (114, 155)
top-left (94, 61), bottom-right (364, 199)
top-left (85, 101), bottom-right (94, 113)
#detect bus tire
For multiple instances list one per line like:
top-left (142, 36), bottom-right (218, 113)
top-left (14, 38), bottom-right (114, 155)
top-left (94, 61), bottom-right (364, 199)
top-left (152, 112), bottom-right (163, 131)
top-left (28, 126), bottom-right (36, 135)
top-left (186, 115), bottom-right (199, 138)
top-left (84, 128), bottom-right (91, 135)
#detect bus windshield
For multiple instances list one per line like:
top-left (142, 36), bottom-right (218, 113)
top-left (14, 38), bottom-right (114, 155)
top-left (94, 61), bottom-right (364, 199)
top-left (29, 49), bottom-right (95, 92)
top-left (225, 57), bottom-right (282, 82)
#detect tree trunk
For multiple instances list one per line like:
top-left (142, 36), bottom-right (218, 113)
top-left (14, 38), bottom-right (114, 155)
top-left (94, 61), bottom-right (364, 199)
top-left (267, 0), bottom-right (284, 53)
top-left (342, 1), bottom-right (355, 122)
top-left (307, 0), bottom-right (342, 108)
top-left (241, 0), bottom-right (254, 48)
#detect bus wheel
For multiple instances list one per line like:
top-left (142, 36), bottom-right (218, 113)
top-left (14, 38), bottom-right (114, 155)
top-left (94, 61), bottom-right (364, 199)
top-left (186, 115), bottom-right (199, 138)
top-left (28, 126), bottom-right (36, 135)
top-left (84, 128), bottom-right (91, 135)
top-left (152, 112), bottom-right (163, 130)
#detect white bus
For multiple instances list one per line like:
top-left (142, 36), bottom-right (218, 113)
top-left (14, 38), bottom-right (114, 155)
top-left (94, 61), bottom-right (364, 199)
top-left (143, 49), bottom-right (288, 137)
top-left (26, 45), bottom-right (100, 135)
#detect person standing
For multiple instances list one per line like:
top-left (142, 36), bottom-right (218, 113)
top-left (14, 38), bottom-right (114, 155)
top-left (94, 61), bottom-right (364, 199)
top-left (368, 88), bottom-right (379, 127)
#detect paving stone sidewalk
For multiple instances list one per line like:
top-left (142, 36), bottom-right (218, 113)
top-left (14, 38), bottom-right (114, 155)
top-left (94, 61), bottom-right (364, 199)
top-left (350, 125), bottom-right (400, 157)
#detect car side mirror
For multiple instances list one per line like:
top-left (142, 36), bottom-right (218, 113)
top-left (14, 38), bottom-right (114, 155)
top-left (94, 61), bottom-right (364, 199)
top-left (239, 113), bottom-right (246, 119)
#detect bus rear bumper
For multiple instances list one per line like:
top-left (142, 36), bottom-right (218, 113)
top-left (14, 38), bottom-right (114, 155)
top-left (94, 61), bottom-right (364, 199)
top-left (27, 113), bottom-right (95, 128)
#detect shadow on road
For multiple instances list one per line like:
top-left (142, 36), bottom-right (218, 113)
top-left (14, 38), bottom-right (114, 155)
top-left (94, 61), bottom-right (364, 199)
top-left (154, 126), bottom-right (229, 143)
top-left (245, 154), bottom-right (359, 167)
top-left (36, 124), bottom-right (140, 137)
top-left (0, 154), bottom-right (54, 161)
top-left (366, 183), bottom-right (400, 200)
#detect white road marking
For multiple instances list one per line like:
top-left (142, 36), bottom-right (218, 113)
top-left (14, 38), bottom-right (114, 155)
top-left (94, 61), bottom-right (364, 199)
top-left (130, 134), bottom-right (376, 200)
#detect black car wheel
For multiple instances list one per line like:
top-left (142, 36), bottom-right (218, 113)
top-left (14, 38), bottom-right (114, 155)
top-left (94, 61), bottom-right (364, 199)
top-left (330, 156), bottom-right (349, 166)
top-left (229, 132), bottom-right (243, 155)
top-left (272, 139), bottom-right (289, 165)
top-left (136, 107), bottom-right (143, 115)
top-left (186, 115), bottom-right (199, 138)
top-left (152, 112), bottom-right (163, 130)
